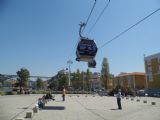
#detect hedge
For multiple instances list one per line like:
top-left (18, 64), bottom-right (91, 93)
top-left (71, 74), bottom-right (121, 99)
top-left (0, 91), bottom-right (5, 96)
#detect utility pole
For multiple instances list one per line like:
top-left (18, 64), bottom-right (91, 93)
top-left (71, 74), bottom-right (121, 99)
top-left (67, 60), bottom-right (73, 87)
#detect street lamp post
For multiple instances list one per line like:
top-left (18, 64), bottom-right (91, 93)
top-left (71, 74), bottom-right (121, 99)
top-left (67, 60), bottom-right (73, 87)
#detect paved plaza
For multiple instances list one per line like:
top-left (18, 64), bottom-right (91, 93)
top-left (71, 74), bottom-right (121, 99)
top-left (0, 94), bottom-right (160, 120)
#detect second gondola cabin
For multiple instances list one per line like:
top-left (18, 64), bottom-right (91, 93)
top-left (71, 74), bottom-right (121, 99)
top-left (88, 59), bottom-right (96, 68)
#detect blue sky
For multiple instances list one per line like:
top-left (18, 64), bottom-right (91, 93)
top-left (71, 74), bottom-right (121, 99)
top-left (0, 0), bottom-right (160, 77)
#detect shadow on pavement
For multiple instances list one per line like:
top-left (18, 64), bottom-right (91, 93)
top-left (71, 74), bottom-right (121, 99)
top-left (110, 108), bottom-right (119, 110)
top-left (55, 100), bottom-right (63, 102)
top-left (17, 107), bottom-right (32, 110)
top-left (43, 106), bottom-right (65, 110)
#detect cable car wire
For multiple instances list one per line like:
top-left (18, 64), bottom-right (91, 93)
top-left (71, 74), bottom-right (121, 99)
top-left (98, 7), bottom-right (160, 50)
top-left (68, 0), bottom-right (97, 61)
top-left (68, 37), bottom-right (80, 61)
top-left (69, 2), bottom-right (160, 66)
top-left (81, 0), bottom-right (97, 34)
top-left (87, 0), bottom-right (111, 36)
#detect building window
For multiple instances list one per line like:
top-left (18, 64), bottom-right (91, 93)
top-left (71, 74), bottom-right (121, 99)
top-left (148, 67), bottom-right (152, 73)
top-left (149, 73), bottom-right (153, 82)
top-left (147, 59), bottom-right (151, 66)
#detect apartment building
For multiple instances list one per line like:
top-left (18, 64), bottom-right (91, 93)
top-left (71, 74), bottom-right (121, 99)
top-left (113, 72), bottom-right (145, 90)
top-left (144, 52), bottom-right (160, 89)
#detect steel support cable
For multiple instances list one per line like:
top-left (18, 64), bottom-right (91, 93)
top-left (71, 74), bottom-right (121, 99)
top-left (68, 37), bottom-right (80, 60)
top-left (98, 7), bottom-right (160, 50)
top-left (81, 0), bottom-right (97, 34)
top-left (73, 97), bottom-right (107, 120)
top-left (87, 0), bottom-right (111, 36)
top-left (69, 0), bottom-right (97, 61)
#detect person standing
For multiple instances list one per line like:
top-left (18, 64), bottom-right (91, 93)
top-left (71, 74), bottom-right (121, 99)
top-left (117, 89), bottom-right (122, 109)
top-left (62, 86), bottom-right (66, 101)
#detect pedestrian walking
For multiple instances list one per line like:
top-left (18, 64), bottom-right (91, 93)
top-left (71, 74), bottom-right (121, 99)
top-left (117, 89), bottom-right (122, 109)
top-left (62, 86), bottom-right (66, 101)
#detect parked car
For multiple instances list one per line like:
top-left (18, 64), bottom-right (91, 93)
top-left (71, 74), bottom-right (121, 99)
top-left (98, 91), bottom-right (108, 96)
top-left (136, 89), bottom-right (145, 96)
top-left (146, 89), bottom-right (160, 97)
top-left (153, 92), bottom-right (160, 97)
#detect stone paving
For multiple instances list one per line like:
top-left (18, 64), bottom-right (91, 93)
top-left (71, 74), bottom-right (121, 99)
top-left (0, 94), bottom-right (160, 120)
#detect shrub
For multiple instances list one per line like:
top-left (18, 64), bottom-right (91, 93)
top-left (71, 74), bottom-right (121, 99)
top-left (127, 88), bottom-right (136, 97)
top-left (32, 90), bottom-right (37, 94)
top-left (0, 91), bottom-right (5, 96)
top-left (42, 91), bottom-right (47, 94)
top-left (31, 90), bottom-right (47, 94)
top-left (5, 91), bottom-right (17, 95)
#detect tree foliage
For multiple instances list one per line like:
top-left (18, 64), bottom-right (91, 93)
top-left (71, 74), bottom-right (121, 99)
top-left (17, 68), bottom-right (30, 88)
top-left (71, 69), bottom-right (92, 91)
top-left (101, 58), bottom-right (110, 89)
top-left (58, 73), bottom-right (68, 90)
top-left (85, 68), bottom-right (91, 91)
top-left (49, 80), bottom-right (58, 90)
top-left (48, 68), bottom-right (93, 91)
top-left (16, 68), bottom-right (30, 93)
top-left (36, 78), bottom-right (44, 90)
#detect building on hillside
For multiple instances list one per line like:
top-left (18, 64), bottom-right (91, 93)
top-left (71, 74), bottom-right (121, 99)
top-left (144, 52), bottom-right (160, 89)
top-left (113, 72), bottom-right (145, 90)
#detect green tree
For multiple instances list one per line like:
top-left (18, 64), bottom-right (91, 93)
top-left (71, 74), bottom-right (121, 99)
top-left (85, 68), bottom-right (92, 91)
top-left (71, 72), bottom-right (77, 90)
top-left (101, 58), bottom-right (110, 89)
top-left (17, 68), bottom-right (30, 94)
top-left (36, 78), bottom-right (44, 90)
top-left (58, 73), bottom-right (68, 90)
top-left (74, 69), bottom-right (82, 90)
top-left (49, 80), bottom-right (58, 90)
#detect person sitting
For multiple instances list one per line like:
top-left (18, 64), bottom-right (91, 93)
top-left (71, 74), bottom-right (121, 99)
top-left (38, 98), bottom-right (44, 109)
top-left (48, 93), bottom-right (55, 101)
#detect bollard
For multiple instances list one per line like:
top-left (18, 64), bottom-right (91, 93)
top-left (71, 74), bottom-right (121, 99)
top-left (143, 100), bottom-right (147, 103)
top-left (136, 99), bottom-right (140, 102)
top-left (151, 102), bottom-right (156, 105)
top-left (15, 118), bottom-right (24, 120)
top-left (33, 107), bottom-right (38, 113)
top-left (26, 112), bottom-right (33, 118)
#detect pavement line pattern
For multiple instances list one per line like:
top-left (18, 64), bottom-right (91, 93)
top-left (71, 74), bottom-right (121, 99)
top-left (10, 99), bottom-right (37, 120)
top-left (72, 97), bottom-right (109, 120)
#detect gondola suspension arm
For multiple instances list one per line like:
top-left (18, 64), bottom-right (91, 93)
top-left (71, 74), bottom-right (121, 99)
top-left (79, 22), bottom-right (86, 38)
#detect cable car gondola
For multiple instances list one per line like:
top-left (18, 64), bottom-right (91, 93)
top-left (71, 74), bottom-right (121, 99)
top-left (88, 59), bottom-right (96, 68)
top-left (76, 37), bottom-right (97, 62)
